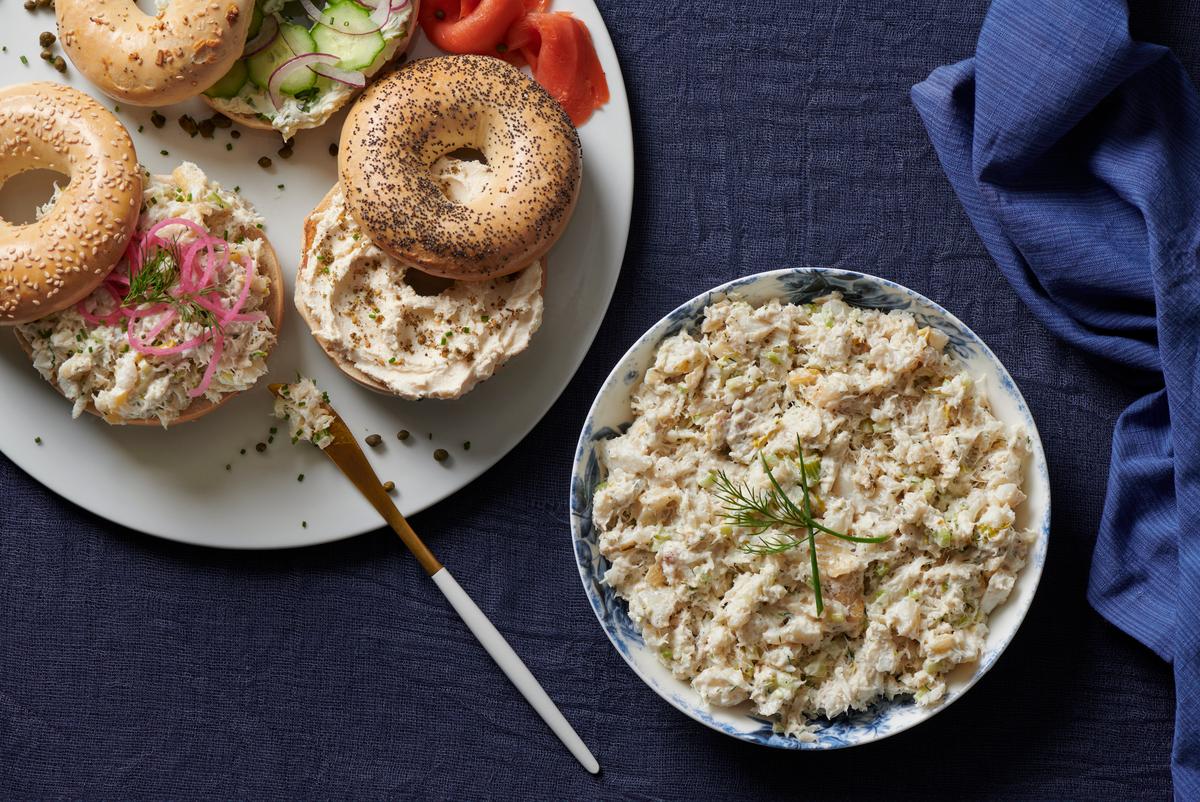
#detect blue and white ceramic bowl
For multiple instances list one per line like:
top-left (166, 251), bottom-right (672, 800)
top-left (569, 268), bottom-right (1050, 749)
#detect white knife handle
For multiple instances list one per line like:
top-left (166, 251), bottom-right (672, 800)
top-left (431, 568), bottom-right (600, 774)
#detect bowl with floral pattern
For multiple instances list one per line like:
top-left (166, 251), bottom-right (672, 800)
top-left (568, 268), bottom-right (1050, 749)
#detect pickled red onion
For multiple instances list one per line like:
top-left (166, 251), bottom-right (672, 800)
top-left (68, 217), bottom-right (266, 399)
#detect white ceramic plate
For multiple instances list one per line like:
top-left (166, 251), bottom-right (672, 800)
top-left (570, 269), bottom-right (1050, 748)
top-left (0, 2), bottom-right (632, 548)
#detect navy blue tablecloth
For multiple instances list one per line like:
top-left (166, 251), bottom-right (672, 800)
top-left (0, 1), bottom-right (1187, 799)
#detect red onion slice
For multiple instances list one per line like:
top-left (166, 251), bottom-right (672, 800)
top-left (300, 0), bottom-right (391, 35)
top-left (243, 13), bottom-right (279, 57)
top-left (268, 52), bottom-right (339, 109)
top-left (310, 63), bottom-right (367, 88)
top-left (370, 0), bottom-right (392, 27)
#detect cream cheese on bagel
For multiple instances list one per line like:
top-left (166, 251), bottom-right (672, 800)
top-left (296, 185), bottom-right (543, 400)
top-left (339, 55), bottom-right (582, 281)
top-left (56, 0), bottom-right (254, 106)
top-left (16, 163), bottom-right (280, 426)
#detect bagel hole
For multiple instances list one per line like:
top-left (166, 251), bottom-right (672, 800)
top-left (445, 147), bottom-right (488, 165)
top-left (0, 169), bottom-right (70, 225)
top-left (404, 268), bottom-right (456, 297)
top-left (434, 148), bottom-right (492, 204)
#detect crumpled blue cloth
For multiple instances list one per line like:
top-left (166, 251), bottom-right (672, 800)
top-left (912, 0), bottom-right (1200, 795)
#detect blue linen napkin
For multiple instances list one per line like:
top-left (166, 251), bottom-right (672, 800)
top-left (911, 0), bottom-right (1200, 795)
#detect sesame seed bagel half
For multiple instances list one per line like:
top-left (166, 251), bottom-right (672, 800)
top-left (56, 0), bottom-right (254, 106)
top-left (0, 83), bottom-right (141, 326)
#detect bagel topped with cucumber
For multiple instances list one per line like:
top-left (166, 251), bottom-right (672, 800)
top-left (203, 0), bottom-right (420, 140)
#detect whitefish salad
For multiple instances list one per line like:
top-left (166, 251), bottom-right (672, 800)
top-left (593, 293), bottom-right (1035, 739)
top-left (17, 163), bottom-right (276, 426)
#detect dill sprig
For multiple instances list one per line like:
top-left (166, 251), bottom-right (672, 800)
top-left (712, 436), bottom-right (889, 616)
top-left (123, 241), bottom-right (222, 335)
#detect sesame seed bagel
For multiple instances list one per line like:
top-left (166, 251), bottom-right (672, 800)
top-left (56, 0), bottom-right (253, 106)
top-left (339, 55), bottom-right (582, 281)
top-left (0, 83), bottom-right (141, 326)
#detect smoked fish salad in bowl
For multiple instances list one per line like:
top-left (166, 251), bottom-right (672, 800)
top-left (571, 269), bottom-right (1049, 748)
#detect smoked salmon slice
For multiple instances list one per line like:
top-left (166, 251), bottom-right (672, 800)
top-left (505, 12), bottom-right (609, 125)
top-left (420, 0), bottom-right (527, 56)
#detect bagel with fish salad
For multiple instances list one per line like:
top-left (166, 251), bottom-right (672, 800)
top-left (55, 0), bottom-right (255, 106)
top-left (201, 0), bottom-right (420, 140)
top-left (0, 83), bottom-right (141, 326)
top-left (294, 184), bottom-right (545, 399)
top-left (15, 163), bottom-right (284, 427)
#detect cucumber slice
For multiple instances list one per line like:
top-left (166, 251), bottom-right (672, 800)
top-left (247, 21), bottom-right (318, 94)
top-left (204, 59), bottom-right (249, 98)
top-left (311, 2), bottom-right (386, 71)
top-left (247, 2), bottom-right (264, 40)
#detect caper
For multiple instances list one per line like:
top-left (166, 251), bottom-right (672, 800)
top-left (255, 442), bottom-right (267, 453)
top-left (38, 31), bottom-right (55, 47)
top-left (365, 434), bottom-right (382, 447)
top-left (52, 56), bottom-right (66, 72)
top-left (433, 449), bottom-right (449, 462)
top-left (257, 156), bottom-right (272, 169)
top-left (383, 481), bottom-right (395, 493)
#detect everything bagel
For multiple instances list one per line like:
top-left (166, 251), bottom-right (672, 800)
top-left (339, 55), bottom-right (582, 281)
top-left (56, 0), bottom-right (253, 106)
top-left (0, 83), bottom-right (141, 326)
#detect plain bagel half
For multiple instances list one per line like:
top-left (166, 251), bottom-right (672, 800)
top-left (339, 55), bottom-right (582, 281)
top-left (56, 0), bottom-right (254, 106)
